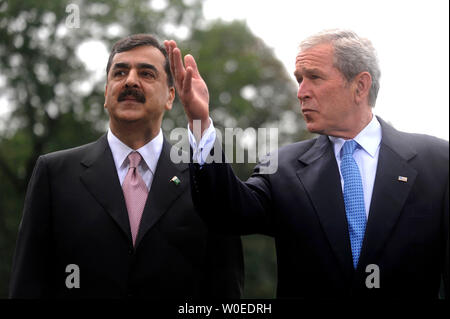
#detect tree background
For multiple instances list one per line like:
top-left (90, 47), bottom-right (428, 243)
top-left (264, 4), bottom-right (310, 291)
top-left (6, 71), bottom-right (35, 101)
top-left (0, 0), bottom-right (311, 298)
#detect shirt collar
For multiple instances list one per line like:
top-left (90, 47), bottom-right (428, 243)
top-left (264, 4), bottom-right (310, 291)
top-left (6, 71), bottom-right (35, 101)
top-left (329, 115), bottom-right (382, 159)
top-left (107, 128), bottom-right (163, 175)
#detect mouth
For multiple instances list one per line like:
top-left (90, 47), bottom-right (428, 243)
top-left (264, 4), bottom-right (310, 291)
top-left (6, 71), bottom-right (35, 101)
top-left (302, 108), bottom-right (317, 114)
top-left (121, 96), bottom-right (138, 102)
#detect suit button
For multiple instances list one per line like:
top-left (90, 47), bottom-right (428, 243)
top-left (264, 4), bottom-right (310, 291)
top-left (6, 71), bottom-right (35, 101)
top-left (128, 248), bottom-right (134, 255)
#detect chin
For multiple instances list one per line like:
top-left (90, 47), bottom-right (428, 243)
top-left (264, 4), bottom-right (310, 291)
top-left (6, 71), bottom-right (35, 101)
top-left (306, 122), bottom-right (321, 134)
top-left (112, 114), bottom-right (142, 124)
top-left (116, 109), bottom-right (143, 120)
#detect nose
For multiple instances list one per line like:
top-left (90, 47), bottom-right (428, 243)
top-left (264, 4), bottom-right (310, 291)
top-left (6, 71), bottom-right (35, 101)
top-left (297, 80), bottom-right (310, 103)
top-left (125, 69), bottom-right (139, 88)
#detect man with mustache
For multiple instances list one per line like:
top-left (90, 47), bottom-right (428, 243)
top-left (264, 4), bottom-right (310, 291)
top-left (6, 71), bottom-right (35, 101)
top-left (9, 34), bottom-right (243, 298)
top-left (166, 29), bottom-right (449, 299)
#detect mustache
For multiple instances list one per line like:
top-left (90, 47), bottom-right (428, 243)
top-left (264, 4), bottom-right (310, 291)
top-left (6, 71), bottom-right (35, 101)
top-left (117, 88), bottom-right (146, 103)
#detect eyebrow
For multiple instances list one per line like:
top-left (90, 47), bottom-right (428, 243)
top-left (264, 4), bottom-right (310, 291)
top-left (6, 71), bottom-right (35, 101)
top-left (112, 62), bottom-right (159, 75)
top-left (294, 67), bottom-right (324, 78)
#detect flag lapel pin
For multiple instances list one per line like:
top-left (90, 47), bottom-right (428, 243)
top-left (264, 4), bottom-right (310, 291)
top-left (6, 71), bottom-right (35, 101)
top-left (170, 176), bottom-right (181, 186)
top-left (398, 176), bottom-right (408, 183)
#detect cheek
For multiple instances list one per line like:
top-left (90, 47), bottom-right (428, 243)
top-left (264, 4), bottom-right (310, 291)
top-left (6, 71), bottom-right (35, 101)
top-left (104, 91), bottom-right (116, 107)
top-left (151, 86), bottom-right (170, 103)
top-left (320, 89), bottom-right (344, 111)
top-left (105, 84), bottom-right (118, 98)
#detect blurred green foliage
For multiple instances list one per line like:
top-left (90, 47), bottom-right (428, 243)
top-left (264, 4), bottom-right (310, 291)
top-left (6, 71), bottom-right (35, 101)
top-left (0, 0), bottom-right (310, 298)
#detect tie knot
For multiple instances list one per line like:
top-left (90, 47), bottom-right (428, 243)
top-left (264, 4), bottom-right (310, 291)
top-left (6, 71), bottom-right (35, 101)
top-left (128, 152), bottom-right (142, 168)
top-left (342, 140), bottom-right (358, 157)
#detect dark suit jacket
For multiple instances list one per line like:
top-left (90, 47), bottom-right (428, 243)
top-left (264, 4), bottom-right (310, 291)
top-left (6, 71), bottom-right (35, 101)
top-left (10, 135), bottom-right (243, 298)
top-left (190, 117), bottom-right (449, 299)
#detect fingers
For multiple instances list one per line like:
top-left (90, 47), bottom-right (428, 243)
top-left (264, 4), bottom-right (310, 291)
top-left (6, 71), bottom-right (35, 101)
top-left (164, 40), bottom-right (185, 88)
top-left (184, 54), bottom-right (201, 78)
top-left (164, 40), bottom-right (174, 74)
top-left (164, 40), bottom-right (176, 79)
top-left (173, 48), bottom-right (185, 83)
top-left (164, 41), bottom-right (202, 100)
top-left (183, 67), bottom-right (193, 95)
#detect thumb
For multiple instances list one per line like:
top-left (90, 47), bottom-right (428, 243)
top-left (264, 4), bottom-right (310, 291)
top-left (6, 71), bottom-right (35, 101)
top-left (184, 54), bottom-right (201, 77)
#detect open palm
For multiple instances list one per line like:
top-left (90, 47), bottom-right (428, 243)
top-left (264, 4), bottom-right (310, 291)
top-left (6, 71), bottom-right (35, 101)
top-left (165, 40), bottom-right (210, 133)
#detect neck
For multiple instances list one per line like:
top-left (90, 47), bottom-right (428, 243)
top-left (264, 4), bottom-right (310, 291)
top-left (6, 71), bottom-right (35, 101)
top-left (109, 120), bottom-right (161, 150)
top-left (327, 110), bottom-right (373, 140)
top-left (345, 111), bottom-right (373, 139)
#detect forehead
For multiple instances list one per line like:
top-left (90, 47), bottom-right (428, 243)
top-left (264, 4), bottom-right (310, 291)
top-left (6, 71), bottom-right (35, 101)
top-left (295, 43), bottom-right (335, 72)
top-left (112, 45), bottom-right (165, 67)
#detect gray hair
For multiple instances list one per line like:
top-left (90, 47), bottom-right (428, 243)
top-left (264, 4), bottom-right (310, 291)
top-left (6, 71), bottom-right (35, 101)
top-left (299, 29), bottom-right (381, 107)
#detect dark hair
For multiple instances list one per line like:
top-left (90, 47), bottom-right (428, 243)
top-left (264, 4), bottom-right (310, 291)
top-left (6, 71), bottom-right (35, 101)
top-left (106, 34), bottom-right (173, 87)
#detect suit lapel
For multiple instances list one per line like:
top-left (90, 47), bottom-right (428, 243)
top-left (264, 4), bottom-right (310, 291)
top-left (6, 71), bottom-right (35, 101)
top-left (357, 117), bottom-right (417, 270)
top-left (79, 135), bottom-right (132, 243)
top-left (135, 139), bottom-right (188, 248)
top-left (296, 135), bottom-right (354, 280)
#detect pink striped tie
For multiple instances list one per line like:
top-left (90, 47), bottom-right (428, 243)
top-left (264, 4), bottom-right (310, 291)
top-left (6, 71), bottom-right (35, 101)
top-left (122, 152), bottom-right (148, 246)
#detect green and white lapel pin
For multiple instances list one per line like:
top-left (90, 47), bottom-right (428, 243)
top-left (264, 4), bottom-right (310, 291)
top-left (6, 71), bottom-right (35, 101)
top-left (170, 176), bottom-right (181, 186)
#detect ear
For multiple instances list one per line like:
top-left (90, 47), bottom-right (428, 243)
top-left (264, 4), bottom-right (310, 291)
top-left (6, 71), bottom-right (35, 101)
top-left (165, 86), bottom-right (175, 111)
top-left (353, 71), bottom-right (372, 106)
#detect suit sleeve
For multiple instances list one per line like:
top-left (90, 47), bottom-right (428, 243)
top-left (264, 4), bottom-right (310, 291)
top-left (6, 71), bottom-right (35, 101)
top-left (189, 145), bottom-right (274, 236)
top-left (9, 156), bottom-right (55, 298)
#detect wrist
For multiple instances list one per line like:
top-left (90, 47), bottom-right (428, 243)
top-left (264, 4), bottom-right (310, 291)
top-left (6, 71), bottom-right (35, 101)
top-left (189, 117), bottom-right (211, 139)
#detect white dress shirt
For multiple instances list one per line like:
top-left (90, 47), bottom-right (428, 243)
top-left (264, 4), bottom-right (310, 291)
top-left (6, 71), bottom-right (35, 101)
top-left (328, 115), bottom-right (382, 218)
top-left (189, 115), bottom-right (382, 218)
top-left (107, 128), bottom-right (163, 191)
top-left (188, 117), bottom-right (217, 164)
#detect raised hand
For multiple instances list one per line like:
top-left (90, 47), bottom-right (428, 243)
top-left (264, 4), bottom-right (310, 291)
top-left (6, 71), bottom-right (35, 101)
top-left (164, 40), bottom-right (211, 136)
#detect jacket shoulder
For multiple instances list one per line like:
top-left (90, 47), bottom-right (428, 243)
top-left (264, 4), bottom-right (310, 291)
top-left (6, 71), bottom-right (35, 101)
top-left (256, 136), bottom-right (322, 174)
top-left (395, 130), bottom-right (448, 161)
top-left (277, 137), bottom-right (320, 157)
top-left (379, 116), bottom-right (448, 161)
top-left (39, 137), bottom-right (105, 168)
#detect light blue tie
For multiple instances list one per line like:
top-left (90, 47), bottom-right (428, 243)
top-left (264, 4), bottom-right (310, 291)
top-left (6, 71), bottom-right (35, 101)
top-left (341, 140), bottom-right (367, 269)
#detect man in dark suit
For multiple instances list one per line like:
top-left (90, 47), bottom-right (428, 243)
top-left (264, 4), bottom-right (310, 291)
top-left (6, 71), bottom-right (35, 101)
top-left (165, 29), bottom-right (449, 299)
top-left (9, 34), bottom-right (243, 298)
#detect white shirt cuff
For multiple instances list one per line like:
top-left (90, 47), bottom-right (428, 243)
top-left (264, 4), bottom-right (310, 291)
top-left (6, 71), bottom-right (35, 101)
top-left (188, 117), bottom-right (216, 165)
